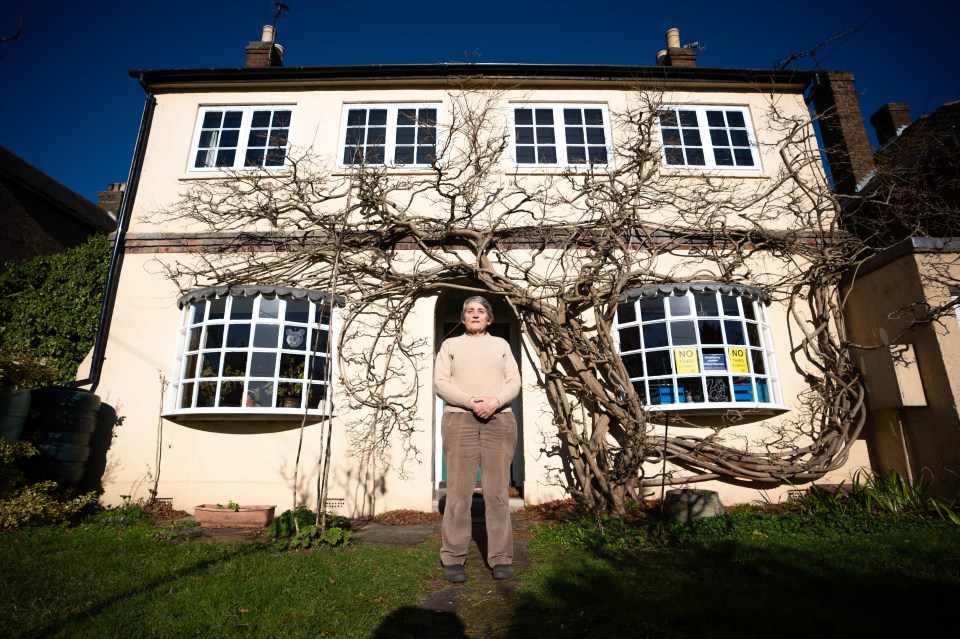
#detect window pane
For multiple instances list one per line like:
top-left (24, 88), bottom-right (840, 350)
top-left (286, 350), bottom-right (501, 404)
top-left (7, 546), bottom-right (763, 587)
top-left (588, 147), bottom-right (608, 164)
top-left (670, 321), bottom-right (697, 345)
top-left (665, 148), bottom-right (684, 165)
top-left (584, 109), bottom-right (603, 125)
top-left (204, 325), bottom-right (224, 348)
top-left (514, 109), bottom-right (533, 125)
top-left (280, 353), bottom-right (305, 378)
top-left (368, 109), bottom-right (387, 125)
top-left (639, 298), bottom-right (665, 321)
top-left (537, 147), bottom-right (557, 163)
top-left (180, 382), bottom-right (195, 409)
top-left (516, 147), bottom-right (535, 163)
top-left (686, 149), bottom-right (705, 165)
top-left (746, 323), bottom-right (761, 347)
top-left (751, 349), bottom-right (766, 374)
top-left (618, 326), bottom-right (641, 351)
top-left (682, 129), bottom-right (702, 146)
top-left (642, 323), bottom-right (669, 348)
top-left (677, 377), bottom-right (704, 403)
top-left (694, 293), bottom-right (718, 317)
top-left (721, 295), bottom-right (740, 315)
top-left (734, 149), bottom-right (755, 166)
top-left (226, 324), bottom-right (251, 348)
top-left (706, 111), bottom-right (725, 127)
top-left (742, 300), bottom-right (757, 320)
top-left (188, 327), bottom-right (202, 351)
top-left (732, 377), bottom-right (753, 402)
top-left (183, 354), bottom-right (199, 378)
top-left (286, 300), bottom-right (310, 323)
top-left (616, 303), bottom-right (637, 324)
top-left (645, 350), bottom-right (672, 376)
top-left (586, 128), bottom-right (606, 144)
top-left (201, 353), bottom-right (221, 377)
top-left (223, 352), bottom-right (247, 376)
top-left (631, 381), bottom-right (647, 404)
top-left (309, 355), bottom-right (327, 380)
top-left (622, 352), bottom-right (644, 378)
top-left (714, 149), bottom-right (734, 166)
top-left (678, 111), bottom-right (698, 127)
top-left (699, 319), bottom-right (723, 344)
top-left (563, 109), bottom-right (582, 125)
top-left (725, 320), bottom-right (746, 345)
top-left (283, 326), bottom-right (308, 350)
top-left (566, 127), bottom-right (585, 144)
top-left (537, 127), bottom-right (556, 144)
top-left (649, 379), bottom-right (675, 405)
top-left (248, 380), bottom-right (273, 407)
top-left (726, 111), bottom-right (745, 127)
top-left (710, 129), bottom-right (730, 146)
top-left (308, 383), bottom-right (327, 408)
top-left (250, 352), bottom-right (277, 377)
top-left (198, 382), bottom-right (217, 407)
top-left (534, 109), bottom-right (554, 124)
top-left (705, 376), bottom-right (730, 402)
top-left (567, 147), bottom-right (586, 163)
top-left (669, 295), bottom-right (691, 316)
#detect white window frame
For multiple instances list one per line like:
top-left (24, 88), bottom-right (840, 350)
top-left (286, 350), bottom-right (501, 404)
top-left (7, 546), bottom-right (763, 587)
top-left (657, 105), bottom-right (761, 171)
top-left (166, 290), bottom-right (337, 419)
top-left (338, 103), bottom-right (441, 168)
top-left (188, 105), bottom-right (294, 173)
top-left (509, 103), bottom-right (614, 169)
top-left (614, 285), bottom-right (786, 414)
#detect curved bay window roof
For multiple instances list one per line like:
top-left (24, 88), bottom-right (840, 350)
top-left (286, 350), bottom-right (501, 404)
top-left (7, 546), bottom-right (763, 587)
top-left (168, 285), bottom-right (342, 419)
top-left (615, 282), bottom-right (786, 414)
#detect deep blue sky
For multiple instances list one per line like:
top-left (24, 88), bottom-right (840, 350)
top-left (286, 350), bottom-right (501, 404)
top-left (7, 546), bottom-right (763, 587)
top-left (1, 0), bottom-right (956, 204)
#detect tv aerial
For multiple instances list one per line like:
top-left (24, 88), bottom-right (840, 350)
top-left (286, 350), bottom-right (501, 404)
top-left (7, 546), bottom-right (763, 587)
top-left (774, 28), bottom-right (854, 71)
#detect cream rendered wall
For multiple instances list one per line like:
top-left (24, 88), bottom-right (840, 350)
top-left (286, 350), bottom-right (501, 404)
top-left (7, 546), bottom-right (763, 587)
top-left (93, 79), bottom-right (846, 513)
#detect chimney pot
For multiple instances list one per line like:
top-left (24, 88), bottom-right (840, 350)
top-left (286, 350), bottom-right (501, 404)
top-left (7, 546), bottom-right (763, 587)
top-left (262, 24), bottom-right (275, 43)
top-left (666, 28), bottom-right (681, 49)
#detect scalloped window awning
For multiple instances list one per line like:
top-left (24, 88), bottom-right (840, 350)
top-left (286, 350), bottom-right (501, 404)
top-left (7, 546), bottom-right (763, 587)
top-left (177, 285), bottom-right (344, 310)
top-left (619, 281), bottom-right (771, 306)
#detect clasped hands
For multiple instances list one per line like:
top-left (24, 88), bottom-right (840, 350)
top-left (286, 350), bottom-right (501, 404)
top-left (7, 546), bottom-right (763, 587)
top-left (470, 395), bottom-right (500, 420)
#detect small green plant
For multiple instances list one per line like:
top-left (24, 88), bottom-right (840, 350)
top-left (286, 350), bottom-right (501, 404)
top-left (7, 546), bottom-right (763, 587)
top-left (0, 440), bottom-right (97, 530)
top-left (216, 501), bottom-right (240, 512)
top-left (267, 506), bottom-right (352, 550)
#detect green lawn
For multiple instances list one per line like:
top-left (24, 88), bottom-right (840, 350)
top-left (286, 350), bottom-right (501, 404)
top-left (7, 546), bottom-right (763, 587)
top-left (0, 523), bottom-right (436, 639)
top-left (2, 511), bottom-right (959, 638)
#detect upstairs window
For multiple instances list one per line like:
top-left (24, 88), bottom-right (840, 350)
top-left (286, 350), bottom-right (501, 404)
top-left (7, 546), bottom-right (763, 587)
top-left (658, 106), bottom-right (759, 170)
top-left (169, 286), bottom-right (339, 418)
top-left (614, 283), bottom-right (784, 412)
top-left (340, 104), bottom-right (439, 167)
top-left (511, 105), bottom-right (612, 168)
top-left (190, 106), bottom-right (292, 171)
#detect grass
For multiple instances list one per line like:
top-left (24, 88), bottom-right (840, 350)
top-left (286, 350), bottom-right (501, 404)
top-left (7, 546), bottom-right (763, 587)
top-left (513, 507), bottom-right (960, 638)
top-left (2, 486), bottom-right (959, 638)
top-left (0, 521), bottom-right (436, 639)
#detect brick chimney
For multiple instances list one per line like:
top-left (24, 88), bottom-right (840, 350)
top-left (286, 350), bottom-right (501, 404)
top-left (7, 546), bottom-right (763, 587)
top-left (870, 103), bottom-right (912, 146)
top-left (656, 28), bottom-right (697, 68)
top-left (810, 71), bottom-right (876, 194)
top-left (97, 182), bottom-right (126, 217)
top-left (245, 25), bottom-right (284, 68)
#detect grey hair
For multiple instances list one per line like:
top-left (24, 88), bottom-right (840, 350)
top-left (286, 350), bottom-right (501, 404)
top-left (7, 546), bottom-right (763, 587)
top-left (461, 296), bottom-right (494, 323)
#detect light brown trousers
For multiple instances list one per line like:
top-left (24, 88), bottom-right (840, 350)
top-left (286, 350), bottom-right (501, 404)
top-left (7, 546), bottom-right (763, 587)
top-left (440, 410), bottom-right (517, 567)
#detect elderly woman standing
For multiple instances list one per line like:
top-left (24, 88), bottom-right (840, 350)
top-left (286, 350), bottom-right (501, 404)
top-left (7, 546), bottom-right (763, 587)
top-left (434, 296), bottom-right (521, 583)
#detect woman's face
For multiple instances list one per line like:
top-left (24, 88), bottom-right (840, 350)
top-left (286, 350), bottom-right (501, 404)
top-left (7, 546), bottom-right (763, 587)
top-left (463, 301), bottom-right (492, 335)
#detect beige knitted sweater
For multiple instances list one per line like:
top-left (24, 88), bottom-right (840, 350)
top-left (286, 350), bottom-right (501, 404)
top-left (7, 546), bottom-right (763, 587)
top-left (434, 333), bottom-right (521, 413)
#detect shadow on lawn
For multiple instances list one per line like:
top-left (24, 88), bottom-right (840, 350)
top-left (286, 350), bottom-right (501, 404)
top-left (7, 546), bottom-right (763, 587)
top-left (505, 538), bottom-right (960, 639)
top-left (18, 543), bottom-right (263, 639)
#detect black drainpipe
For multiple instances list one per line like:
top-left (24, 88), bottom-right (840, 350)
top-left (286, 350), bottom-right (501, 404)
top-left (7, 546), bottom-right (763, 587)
top-left (75, 77), bottom-right (156, 392)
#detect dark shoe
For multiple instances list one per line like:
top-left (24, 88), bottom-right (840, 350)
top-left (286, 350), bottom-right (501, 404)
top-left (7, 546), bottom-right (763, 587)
top-left (442, 563), bottom-right (467, 583)
top-left (492, 564), bottom-right (513, 580)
